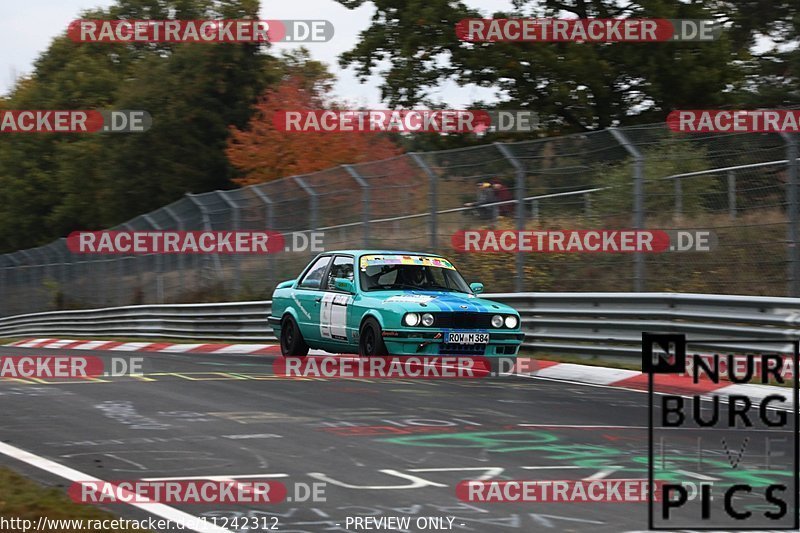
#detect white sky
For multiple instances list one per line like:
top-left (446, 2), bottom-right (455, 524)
top-left (0, 0), bottom-right (515, 106)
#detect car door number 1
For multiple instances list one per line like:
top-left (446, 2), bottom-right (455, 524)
top-left (320, 293), bottom-right (351, 341)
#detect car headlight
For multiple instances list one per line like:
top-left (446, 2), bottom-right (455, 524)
top-left (491, 314), bottom-right (504, 328)
top-left (421, 313), bottom-right (434, 326)
top-left (404, 313), bottom-right (420, 326)
top-left (505, 315), bottom-right (519, 329)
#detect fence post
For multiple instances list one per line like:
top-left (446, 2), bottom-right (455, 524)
top-left (0, 266), bottom-right (5, 317)
top-left (216, 191), bottom-right (242, 295)
top-left (252, 186), bottom-right (277, 289)
top-left (728, 170), bottom-right (737, 220)
top-left (163, 205), bottom-right (185, 298)
top-left (584, 193), bottom-right (592, 220)
top-left (782, 133), bottom-right (799, 297)
top-left (293, 176), bottom-right (318, 232)
top-left (409, 153), bottom-right (438, 251)
top-left (674, 179), bottom-right (683, 219)
top-left (142, 214), bottom-right (164, 304)
top-left (495, 142), bottom-right (526, 292)
top-left (343, 165), bottom-right (370, 248)
top-left (186, 194), bottom-right (223, 292)
top-left (4, 255), bottom-right (20, 317)
top-left (56, 238), bottom-right (70, 308)
top-left (609, 127), bottom-right (645, 292)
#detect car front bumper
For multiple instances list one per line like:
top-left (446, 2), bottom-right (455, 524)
top-left (380, 329), bottom-right (524, 356)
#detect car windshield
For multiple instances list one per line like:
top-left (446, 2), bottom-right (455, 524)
top-left (359, 255), bottom-right (472, 293)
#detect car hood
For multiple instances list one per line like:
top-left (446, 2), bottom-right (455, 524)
top-left (366, 290), bottom-right (518, 315)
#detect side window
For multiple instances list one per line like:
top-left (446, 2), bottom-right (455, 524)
top-left (298, 256), bottom-right (332, 289)
top-left (327, 256), bottom-right (354, 290)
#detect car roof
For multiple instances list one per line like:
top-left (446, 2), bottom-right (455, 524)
top-left (321, 250), bottom-right (445, 258)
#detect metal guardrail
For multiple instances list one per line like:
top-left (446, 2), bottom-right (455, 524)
top-left (1, 292), bottom-right (800, 357)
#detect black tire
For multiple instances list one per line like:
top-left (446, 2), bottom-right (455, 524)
top-left (280, 315), bottom-right (309, 357)
top-left (359, 318), bottom-right (388, 357)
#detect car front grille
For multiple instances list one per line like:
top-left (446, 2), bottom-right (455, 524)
top-left (432, 312), bottom-right (494, 329)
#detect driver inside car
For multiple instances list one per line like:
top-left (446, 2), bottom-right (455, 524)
top-left (396, 265), bottom-right (427, 288)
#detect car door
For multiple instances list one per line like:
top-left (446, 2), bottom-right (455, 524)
top-left (293, 255), bottom-right (332, 342)
top-left (318, 255), bottom-right (355, 347)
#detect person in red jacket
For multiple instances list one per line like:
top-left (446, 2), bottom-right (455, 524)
top-left (491, 180), bottom-right (514, 218)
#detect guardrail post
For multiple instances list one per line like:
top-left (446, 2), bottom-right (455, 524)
top-left (409, 153), bottom-right (438, 251)
top-left (728, 170), bottom-right (737, 220)
top-left (495, 142), bottom-right (526, 292)
top-left (609, 127), bottom-right (645, 292)
top-left (252, 187), bottom-right (277, 289)
top-left (216, 191), bottom-right (242, 295)
top-left (343, 165), bottom-right (370, 248)
top-left (293, 176), bottom-right (318, 232)
top-left (143, 214), bottom-right (165, 304)
top-left (782, 133), bottom-right (799, 297)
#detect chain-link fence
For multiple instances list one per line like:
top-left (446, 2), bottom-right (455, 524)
top-left (1, 123), bottom-right (798, 317)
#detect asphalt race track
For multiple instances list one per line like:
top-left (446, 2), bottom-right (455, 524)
top-left (0, 345), bottom-right (795, 532)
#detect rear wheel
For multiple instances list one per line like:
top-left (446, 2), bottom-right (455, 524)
top-left (359, 318), bottom-right (388, 357)
top-left (280, 315), bottom-right (309, 356)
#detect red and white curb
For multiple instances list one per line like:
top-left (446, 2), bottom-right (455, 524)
top-left (529, 360), bottom-right (793, 408)
top-left (4, 338), bottom-right (794, 406)
top-left (5, 337), bottom-right (282, 355)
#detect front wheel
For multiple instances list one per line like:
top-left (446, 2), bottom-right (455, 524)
top-left (280, 316), bottom-right (309, 356)
top-left (359, 318), bottom-right (388, 357)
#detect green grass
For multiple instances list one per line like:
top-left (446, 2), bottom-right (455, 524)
top-left (0, 467), bottom-right (146, 532)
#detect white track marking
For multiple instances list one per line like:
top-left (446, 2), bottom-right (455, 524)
top-left (535, 363), bottom-right (639, 384)
top-left (210, 344), bottom-right (273, 354)
top-left (70, 340), bottom-right (115, 350)
top-left (41, 339), bottom-right (79, 349)
top-left (158, 344), bottom-right (208, 353)
top-left (0, 441), bottom-right (233, 532)
top-left (109, 342), bottom-right (153, 351)
top-left (17, 338), bottom-right (56, 348)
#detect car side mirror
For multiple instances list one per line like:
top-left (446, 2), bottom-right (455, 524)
top-left (334, 277), bottom-right (355, 293)
top-left (470, 282), bottom-right (484, 294)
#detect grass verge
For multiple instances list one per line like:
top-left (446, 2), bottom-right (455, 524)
top-left (0, 466), bottom-right (146, 532)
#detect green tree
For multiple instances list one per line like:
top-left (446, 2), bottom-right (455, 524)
top-left (336, 0), bottom-right (794, 133)
top-left (0, 0), bottom-right (277, 250)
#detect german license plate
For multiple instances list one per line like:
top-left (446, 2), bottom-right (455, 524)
top-left (445, 332), bottom-right (489, 344)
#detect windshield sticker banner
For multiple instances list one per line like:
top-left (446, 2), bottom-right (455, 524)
top-left (360, 255), bottom-right (455, 270)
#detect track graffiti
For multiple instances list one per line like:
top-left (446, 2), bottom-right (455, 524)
top-left (379, 430), bottom-right (794, 487)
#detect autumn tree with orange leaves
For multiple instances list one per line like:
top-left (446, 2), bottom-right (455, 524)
top-left (226, 72), bottom-right (402, 186)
